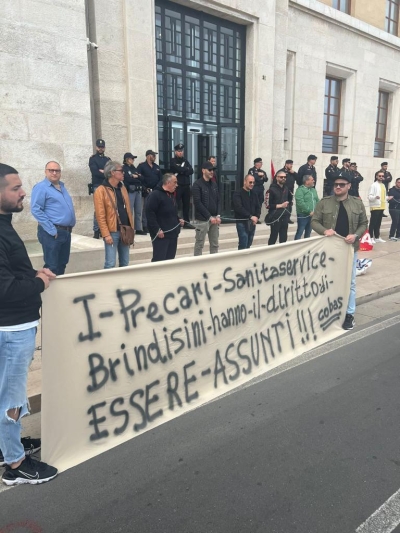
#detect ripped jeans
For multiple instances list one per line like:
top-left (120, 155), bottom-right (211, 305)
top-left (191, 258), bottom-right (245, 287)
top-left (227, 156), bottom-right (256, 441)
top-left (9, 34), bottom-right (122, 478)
top-left (0, 327), bottom-right (36, 464)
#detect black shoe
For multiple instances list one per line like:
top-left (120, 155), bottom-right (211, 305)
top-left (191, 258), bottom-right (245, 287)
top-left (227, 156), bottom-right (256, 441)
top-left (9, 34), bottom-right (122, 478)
top-left (342, 313), bottom-right (355, 331)
top-left (2, 456), bottom-right (58, 485)
top-left (0, 437), bottom-right (41, 467)
top-left (143, 227), bottom-right (149, 233)
top-left (93, 230), bottom-right (100, 239)
top-left (256, 221), bottom-right (262, 224)
top-left (383, 214), bottom-right (388, 217)
top-left (288, 219), bottom-right (294, 224)
top-left (135, 230), bottom-right (147, 235)
top-left (183, 223), bottom-right (195, 229)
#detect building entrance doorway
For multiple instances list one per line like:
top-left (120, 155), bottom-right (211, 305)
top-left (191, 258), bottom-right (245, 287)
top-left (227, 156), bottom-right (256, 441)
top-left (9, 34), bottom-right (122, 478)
top-left (155, 0), bottom-right (246, 218)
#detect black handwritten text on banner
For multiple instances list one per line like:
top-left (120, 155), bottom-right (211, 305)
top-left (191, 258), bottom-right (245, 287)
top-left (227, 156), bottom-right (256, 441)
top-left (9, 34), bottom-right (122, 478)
top-left (41, 236), bottom-right (352, 471)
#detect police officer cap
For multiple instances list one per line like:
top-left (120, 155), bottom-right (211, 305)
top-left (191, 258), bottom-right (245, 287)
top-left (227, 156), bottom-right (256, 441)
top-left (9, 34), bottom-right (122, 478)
top-left (381, 161), bottom-right (388, 166)
top-left (254, 157), bottom-right (262, 164)
top-left (330, 155), bottom-right (338, 161)
top-left (307, 154), bottom-right (317, 161)
top-left (146, 149), bottom-right (158, 156)
top-left (202, 161), bottom-right (214, 170)
top-left (342, 158), bottom-right (351, 164)
top-left (174, 143), bottom-right (184, 151)
top-left (336, 171), bottom-right (352, 183)
top-left (285, 159), bottom-right (293, 164)
top-left (124, 152), bottom-right (137, 160)
top-left (96, 139), bottom-right (105, 147)
top-left (350, 162), bottom-right (357, 166)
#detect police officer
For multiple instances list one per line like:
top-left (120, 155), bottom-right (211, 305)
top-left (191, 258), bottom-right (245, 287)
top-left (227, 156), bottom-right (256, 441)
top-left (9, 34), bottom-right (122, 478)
top-left (375, 162), bottom-right (392, 192)
top-left (137, 150), bottom-right (162, 234)
top-left (324, 155), bottom-right (340, 196)
top-left (349, 162), bottom-right (363, 197)
top-left (248, 157), bottom-right (269, 209)
top-left (123, 152), bottom-right (146, 235)
top-left (89, 139), bottom-right (110, 238)
top-left (297, 155), bottom-right (317, 187)
top-left (170, 143), bottom-right (194, 229)
top-left (340, 157), bottom-right (351, 174)
top-left (274, 159), bottom-right (297, 223)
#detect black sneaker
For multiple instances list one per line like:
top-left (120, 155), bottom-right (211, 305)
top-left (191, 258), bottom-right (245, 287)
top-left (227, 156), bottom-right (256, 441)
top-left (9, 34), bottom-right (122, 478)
top-left (183, 223), bottom-right (195, 229)
top-left (135, 229), bottom-right (147, 235)
top-left (0, 437), bottom-right (41, 467)
top-left (342, 313), bottom-right (355, 330)
top-left (288, 219), bottom-right (294, 224)
top-left (2, 456), bottom-right (58, 486)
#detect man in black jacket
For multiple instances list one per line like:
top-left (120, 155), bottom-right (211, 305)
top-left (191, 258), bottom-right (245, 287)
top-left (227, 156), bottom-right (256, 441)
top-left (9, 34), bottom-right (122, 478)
top-left (89, 139), bottom-right (111, 239)
top-left (232, 174), bottom-right (261, 249)
top-left (265, 170), bottom-right (290, 245)
top-left (137, 149), bottom-right (162, 234)
top-left (123, 152), bottom-right (146, 235)
top-left (275, 159), bottom-right (297, 223)
top-left (248, 157), bottom-right (268, 207)
top-left (145, 173), bottom-right (184, 262)
top-left (297, 155), bottom-right (317, 187)
top-left (0, 163), bottom-right (58, 486)
top-left (349, 162), bottom-right (363, 197)
top-left (170, 143), bottom-right (194, 229)
top-left (324, 155), bottom-right (339, 196)
top-left (192, 162), bottom-right (221, 256)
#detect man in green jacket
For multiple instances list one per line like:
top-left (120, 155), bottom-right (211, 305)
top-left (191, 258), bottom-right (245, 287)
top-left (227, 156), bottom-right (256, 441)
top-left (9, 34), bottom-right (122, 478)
top-left (311, 173), bottom-right (368, 331)
top-left (294, 175), bottom-right (319, 240)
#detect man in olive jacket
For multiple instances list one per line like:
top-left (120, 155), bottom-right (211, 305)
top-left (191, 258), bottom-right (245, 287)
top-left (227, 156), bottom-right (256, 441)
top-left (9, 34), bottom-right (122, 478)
top-left (311, 173), bottom-right (368, 331)
top-left (294, 174), bottom-right (319, 240)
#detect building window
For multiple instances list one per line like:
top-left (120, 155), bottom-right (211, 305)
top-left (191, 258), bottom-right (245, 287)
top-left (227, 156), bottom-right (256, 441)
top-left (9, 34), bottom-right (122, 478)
top-left (323, 77), bottom-right (341, 153)
top-left (386, 0), bottom-right (399, 35)
top-left (374, 91), bottom-right (389, 158)
top-left (332, 0), bottom-right (351, 14)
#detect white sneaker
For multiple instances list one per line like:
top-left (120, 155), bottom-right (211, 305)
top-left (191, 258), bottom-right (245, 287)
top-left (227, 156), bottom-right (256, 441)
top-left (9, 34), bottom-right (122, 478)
top-left (375, 238), bottom-right (386, 243)
top-left (389, 237), bottom-right (398, 242)
top-left (371, 238), bottom-right (376, 244)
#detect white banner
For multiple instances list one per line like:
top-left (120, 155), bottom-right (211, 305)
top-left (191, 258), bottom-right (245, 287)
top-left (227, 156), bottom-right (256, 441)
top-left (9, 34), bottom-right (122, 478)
top-left (41, 236), bottom-right (352, 471)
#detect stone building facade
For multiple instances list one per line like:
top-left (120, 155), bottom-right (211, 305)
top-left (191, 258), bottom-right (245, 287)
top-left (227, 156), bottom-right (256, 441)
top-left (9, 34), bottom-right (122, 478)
top-left (1, 0), bottom-right (399, 237)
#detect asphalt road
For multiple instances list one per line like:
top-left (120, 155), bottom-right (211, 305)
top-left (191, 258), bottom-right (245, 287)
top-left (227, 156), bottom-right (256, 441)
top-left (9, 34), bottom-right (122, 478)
top-left (1, 314), bottom-right (400, 533)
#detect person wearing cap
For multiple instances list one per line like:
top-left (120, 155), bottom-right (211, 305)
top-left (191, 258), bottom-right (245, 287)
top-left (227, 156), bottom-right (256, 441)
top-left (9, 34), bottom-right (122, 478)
top-left (123, 152), bottom-right (145, 235)
top-left (275, 160), bottom-right (298, 223)
top-left (324, 156), bottom-right (340, 196)
top-left (208, 156), bottom-right (217, 183)
top-left (137, 150), bottom-right (162, 234)
top-left (340, 158), bottom-right (351, 174)
top-left (248, 158), bottom-right (269, 208)
top-left (94, 161), bottom-right (134, 269)
top-left (311, 173), bottom-right (368, 331)
top-left (30, 161), bottom-right (76, 276)
top-left (265, 171), bottom-right (290, 245)
top-left (297, 155), bottom-right (317, 188)
top-left (368, 171), bottom-right (387, 244)
top-left (232, 174), bottom-right (261, 249)
top-left (348, 162), bottom-right (363, 198)
top-left (170, 144), bottom-right (194, 229)
top-left (89, 139), bottom-right (111, 239)
top-left (296, 154), bottom-right (317, 187)
top-left (375, 162), bottom-right (392, 192)
top-left (192, 162), bottom-right (221, 256)
top-left (145, 173), bottom-right (184, 262)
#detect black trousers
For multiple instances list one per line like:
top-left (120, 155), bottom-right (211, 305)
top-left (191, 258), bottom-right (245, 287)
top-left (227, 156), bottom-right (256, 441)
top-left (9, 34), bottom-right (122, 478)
top-left (151, 237), bottom-right (178, 262)
top-left (176, 184), bottom-right (191, 223)
top-left (369, 210), bottom-right (384, 238)
top-left (389, 209), bottom-right (400, 238)
top-left (268, 220), bottom-right (289, 245)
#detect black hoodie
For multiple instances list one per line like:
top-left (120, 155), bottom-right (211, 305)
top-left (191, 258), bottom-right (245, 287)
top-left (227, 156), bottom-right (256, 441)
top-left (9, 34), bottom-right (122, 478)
top-left (0, 214), bottom-right (45, 326)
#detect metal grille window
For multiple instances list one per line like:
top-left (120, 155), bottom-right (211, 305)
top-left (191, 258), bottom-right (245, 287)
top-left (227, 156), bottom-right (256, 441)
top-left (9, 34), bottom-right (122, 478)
top-left (332, 0), bottom-right (351, 13)
top-left (323, 77), bottom-right (342, 153)
top-left (165, 9), bottom-right (182, 62)
top-left (166, 67), bottom-right (183, 116)
top-left (386, 0), bottom-right (399, 35)
top-left (185, 16), bottom-right (200, 68)
top-left (374, 91), bottom-right (389, 158)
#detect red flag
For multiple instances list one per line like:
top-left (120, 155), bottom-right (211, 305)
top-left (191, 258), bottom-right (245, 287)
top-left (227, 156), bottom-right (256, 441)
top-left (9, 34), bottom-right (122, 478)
top-left (270, 160), bottom-right (275, 179)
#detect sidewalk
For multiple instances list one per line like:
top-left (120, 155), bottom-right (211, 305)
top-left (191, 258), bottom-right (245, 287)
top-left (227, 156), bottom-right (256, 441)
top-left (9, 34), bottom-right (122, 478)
top-left (26, 219), bottom-right (400, 411)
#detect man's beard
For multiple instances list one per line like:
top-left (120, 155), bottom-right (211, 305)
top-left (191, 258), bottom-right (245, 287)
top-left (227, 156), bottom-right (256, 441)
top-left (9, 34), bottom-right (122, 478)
top-left (0, 198), bottom-right (24, 213)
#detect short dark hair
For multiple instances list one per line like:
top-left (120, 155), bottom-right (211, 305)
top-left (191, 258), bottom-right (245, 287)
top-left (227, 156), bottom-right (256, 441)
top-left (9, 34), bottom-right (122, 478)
top-left (0, 163), bottom-right (18, 190)
top-left (208, 155), bottom-right (216, 161)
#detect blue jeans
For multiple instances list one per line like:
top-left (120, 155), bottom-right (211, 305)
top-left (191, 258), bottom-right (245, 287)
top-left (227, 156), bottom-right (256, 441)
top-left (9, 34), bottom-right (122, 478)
top-left (0, 327), bottom-right (36, 464)
top-left (347, 252), bottom-right (357, 315)
top-left (129, 191), bottom-right (143, 232)
top-left (37, 225), bottom-right (71, 275)
top-left (294, 215), bottom-right (312, 240)
top-left (104, 231), bottom-right (130, 269)
top-left (236, 222), bottom-right (256, 250)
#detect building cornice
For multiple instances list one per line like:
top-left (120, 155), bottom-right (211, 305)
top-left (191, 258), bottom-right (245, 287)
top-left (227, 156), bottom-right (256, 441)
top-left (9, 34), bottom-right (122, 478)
top-left (290, 0), bottom-right (400, 52)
